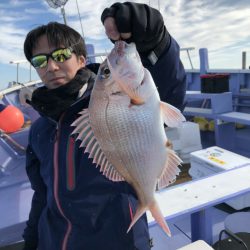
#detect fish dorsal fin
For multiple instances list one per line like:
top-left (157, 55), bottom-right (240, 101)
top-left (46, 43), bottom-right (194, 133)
top-left (107, 57), bottom-right (144, 105)
top-left (71, 109), bottom-right (125, 182)
top-left (160, 102), bottom-right (186, 127)
top-left (157, 148), bottom-right (182, 190)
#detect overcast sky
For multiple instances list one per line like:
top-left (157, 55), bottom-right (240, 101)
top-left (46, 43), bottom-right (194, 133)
top-left (0, 0), bottom-right (250, 89)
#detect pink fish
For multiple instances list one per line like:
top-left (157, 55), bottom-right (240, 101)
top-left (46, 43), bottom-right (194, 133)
top-left (72, 41), bottom-right (186, 237)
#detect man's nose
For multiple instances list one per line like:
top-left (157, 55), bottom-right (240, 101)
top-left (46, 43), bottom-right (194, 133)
top-left (46, 57), bottom-right (59, 71)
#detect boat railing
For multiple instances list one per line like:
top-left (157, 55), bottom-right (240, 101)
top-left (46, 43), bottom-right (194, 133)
top-left (9, 60), bottom-right (33, 86)
top-left (180, 47), bottom-right (195, 69)
top-left (0, 129), bottom-right (26, 157)
top-left (0, 80), bottom-right (41, 98)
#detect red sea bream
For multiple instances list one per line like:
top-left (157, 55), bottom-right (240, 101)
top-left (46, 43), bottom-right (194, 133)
top-left (71, 41), bottom-right (186, 236)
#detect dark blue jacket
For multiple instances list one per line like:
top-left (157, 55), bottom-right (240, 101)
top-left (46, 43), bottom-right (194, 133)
top-left (23, 36), bottom-right (186, 250)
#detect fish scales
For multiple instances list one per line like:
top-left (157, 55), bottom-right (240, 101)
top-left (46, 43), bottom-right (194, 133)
top-left (104, 96), bottom-right (166, 183)
top-left (90, 83), bottom-right (166, 194)
top-left (71, 41), bottom-right (186, 237)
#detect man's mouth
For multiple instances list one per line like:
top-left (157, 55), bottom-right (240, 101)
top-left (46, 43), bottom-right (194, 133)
top-left (50, 77), bottom-right (65, 83)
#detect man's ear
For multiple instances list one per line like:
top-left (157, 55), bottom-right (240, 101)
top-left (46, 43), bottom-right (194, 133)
top-left (79, 55), bottom-right (86, 67)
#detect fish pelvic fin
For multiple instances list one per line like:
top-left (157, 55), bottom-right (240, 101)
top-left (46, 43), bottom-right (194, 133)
top-left (149, 201), bottom-right (171, 237)
top-left (107, 56), bottom-right (145, 105)
top-left (127, 204), bottom-right (147, 233)
top-left (157, 149), bottom-right (182, 190)
top-left (160, 101), bottom-right (186, 127)
top-left (71, 109), bottom-right (125, 182)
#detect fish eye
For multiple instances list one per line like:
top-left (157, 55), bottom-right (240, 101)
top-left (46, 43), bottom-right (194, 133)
top-left (101, 66), bottom-right (111, 79)
top-left (104, 67), bottom-right (110, 75)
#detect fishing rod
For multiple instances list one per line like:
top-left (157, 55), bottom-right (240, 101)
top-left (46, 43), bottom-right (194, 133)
top-left (45, 0), bottom-right (69, 25)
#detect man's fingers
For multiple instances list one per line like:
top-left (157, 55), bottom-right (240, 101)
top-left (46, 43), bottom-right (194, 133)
top-left (104, 17), bottom-right (120, 41)
top-left (120, 32), bottom-right (132, 40)
top-left (104, 17), bottom-right (132, 41)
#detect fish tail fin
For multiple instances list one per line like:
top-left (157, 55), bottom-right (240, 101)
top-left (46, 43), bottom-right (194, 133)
top-left (127, 204), bottom-right (147, 233)
top-left (127, 201), bottom-right (171, 237)
top-left (149, 200), bottom-right (171, 237)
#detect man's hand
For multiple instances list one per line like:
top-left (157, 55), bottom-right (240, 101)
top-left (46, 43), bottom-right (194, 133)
top-left (101, 2), bottom-right (170, 63)
top-left (103, 17), bottom-right (131, 41)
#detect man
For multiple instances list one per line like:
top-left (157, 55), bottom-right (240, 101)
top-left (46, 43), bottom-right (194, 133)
top-left (22, 2), bottom-right (186, 250)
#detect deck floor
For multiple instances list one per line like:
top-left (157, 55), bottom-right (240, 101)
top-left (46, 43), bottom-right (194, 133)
top-left (0, 165), bottom-right (247, 249)
top-left (150, 205), bottom-right (230, 249)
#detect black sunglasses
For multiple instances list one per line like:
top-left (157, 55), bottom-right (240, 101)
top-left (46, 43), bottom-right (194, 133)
top-left (30, 47), bottom-right (74, 69)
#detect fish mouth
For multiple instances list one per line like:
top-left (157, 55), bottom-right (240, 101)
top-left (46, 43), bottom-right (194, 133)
top-left (115, 41), bottom-right (126, 56)
top-left (114, 41), bottom-right (136, 55)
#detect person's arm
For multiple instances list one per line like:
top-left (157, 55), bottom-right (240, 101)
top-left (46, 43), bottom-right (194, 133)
top-left (143, 36), bottom-right (187, 112)
top-left (22, 142), bottom-right (47, 250)
top-left (101, 2), bottom-right (186, 111)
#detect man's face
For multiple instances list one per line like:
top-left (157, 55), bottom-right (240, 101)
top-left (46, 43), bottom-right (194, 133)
top-left (32, 34), bottom-right (86, 89)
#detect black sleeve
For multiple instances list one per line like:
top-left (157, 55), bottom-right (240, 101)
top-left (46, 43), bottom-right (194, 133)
top-left (142, 36), bottom-right (187, 111)
top-left (86, 63), bottom-right (100, 75)
top-left (22, 143), bottom-right (47, 250)
top-left (101, 2), bottom-right (170, 65)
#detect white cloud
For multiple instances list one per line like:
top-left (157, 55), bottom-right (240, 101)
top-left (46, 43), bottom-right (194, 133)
top-left (0, 0), bottom-right (250, 71)
top-left (161, 0), bottom-right (250, 68)
top-left (0, 24), bottom-right (27, 62)
top-left (24, 8), bottom-right (49, 15)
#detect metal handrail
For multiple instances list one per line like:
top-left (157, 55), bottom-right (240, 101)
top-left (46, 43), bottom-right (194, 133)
top-left (180, 47), bottom-right (195, 69)
top-left (0, 129), bottom-right (26, 153)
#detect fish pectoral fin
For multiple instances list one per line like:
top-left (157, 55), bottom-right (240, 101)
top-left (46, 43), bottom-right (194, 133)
top-left (107, 56), bottom-right (145, 105)
top-left (165, 140), bottom-right (173, 149)
top-left (121, 83), bottom-right (144, 106)
top-left (71, 109), bottom-right (125, 182)
top-left (130, 95), bottom-right (144, 106)
top-left (157, 148), bottom-right (182, 190)
top-left (160, 102), bottom-right (186, 127)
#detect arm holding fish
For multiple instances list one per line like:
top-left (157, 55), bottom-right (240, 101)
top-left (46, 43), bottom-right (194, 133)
top-left (101, 2), bottom-right (186, 111)
top-left (22, 144), bottom-right (47, 250)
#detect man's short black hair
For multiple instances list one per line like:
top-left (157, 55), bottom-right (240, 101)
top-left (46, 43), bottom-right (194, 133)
top-left (24, 22), bottom-right (86, 62)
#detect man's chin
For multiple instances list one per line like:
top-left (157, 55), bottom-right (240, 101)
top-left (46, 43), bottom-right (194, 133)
top-left (49, 80), bottom-right (67, 89)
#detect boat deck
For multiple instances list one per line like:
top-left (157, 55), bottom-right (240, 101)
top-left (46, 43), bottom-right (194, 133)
top-left (0, 191), bottom-right (230, 250)
top-left (150, 206), bottom-right (230, 249)
top-left (0, 167), bottom-right (244, 250)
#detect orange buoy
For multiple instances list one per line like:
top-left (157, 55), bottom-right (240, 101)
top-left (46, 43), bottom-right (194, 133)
top-left (0, 104), bottom-right (25, 133)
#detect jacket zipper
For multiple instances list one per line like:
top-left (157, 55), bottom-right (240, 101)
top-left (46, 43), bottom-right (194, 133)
top-left (53, 121), bottom-right (72, 250)
top-left (67, 137), bottom-right (76, 191)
